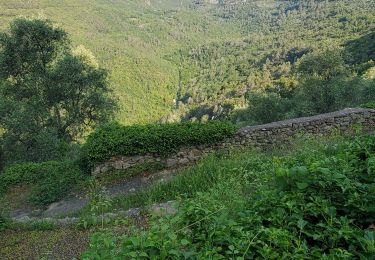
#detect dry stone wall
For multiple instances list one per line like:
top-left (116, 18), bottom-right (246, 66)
top-left (93, 108), bottom-right (375, 175)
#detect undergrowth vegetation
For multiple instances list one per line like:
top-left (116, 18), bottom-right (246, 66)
top-left (0, 161), bottom-right (86, 206)
top-left (83, 134), bottom-right (375, 259)
top-left (110, 151), bottom-right (235, 211)
top-left (81, 121), bottom-right (236, 169)
top-left (0, 120), bottom-right (235, 211)
top-left (362, 101), bottom-right (375, 109)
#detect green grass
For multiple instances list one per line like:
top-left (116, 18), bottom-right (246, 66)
top-left (74, 149), bottom-right (252, 218)
top-left (83, 135), bottom-right (350, 214)
top-left (83, 133), bottom-right (375, 258)
top-left (0, 161), bottom-right (87, 207)
top-left (2, 133), bottom-right (374, 258)
top-left (361, 101), bottom-right (375, 109)
top-left (111, 149), bottom-right (256, 211)
top-left (97, 135), bottom-right (350, 213)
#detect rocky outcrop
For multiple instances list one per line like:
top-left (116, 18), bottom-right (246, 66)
top-left (93, 108), bottom-right (375, 175)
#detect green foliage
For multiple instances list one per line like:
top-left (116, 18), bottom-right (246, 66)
top-left (5, 220), bottom-right (57, 232)
top-left (112, 151), bottom-right (229, 210)
top-left (1, 133), bottom-right (71, 166)
top-left (345, 32), bottom-right (375, 72)
top-left (170, 1), bottom-right (375, 123)
top-left (0, 0), bottom-right (239, 125)
top-left (233, 49), bottom-right (374, 124)
top-left (0, 18), bottom-right (115, 166)
top-left (0, 214), bottom-right (10, 232)
top-left (83, 134), bottom-right (375, 258)
top-left (0, 161), bottom-right (86, 206)
top-left (0, 1), bottom-right (373, 125)
top-left (77, 215), bottom-right (129, 231)
top-left (293, 49), bottom-right (363, 116)
top-left (298, 49), bottom-right (348, 80)
top-left (81, 121), bottom-right (237, 169)
top-left (241, 91), bottom-right (294, 124)
top-left (361, 101), bottom-right (375, 109)
top-left (81, 180), bottom-right (113, 230)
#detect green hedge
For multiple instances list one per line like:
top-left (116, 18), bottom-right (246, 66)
top-left (0, 161), bottom-right (85, 206)
top-left (81, 121), bottom-right (237, 169)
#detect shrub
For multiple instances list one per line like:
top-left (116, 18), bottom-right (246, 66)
top-left (0, 161), bottom-right (85, 206)
top-left (81, 121), bottom-right (237, 169)
top-left (241, 91), bottom-right (294, 124)
top-left (1, 130), bottom-right (66, 166)
top-left (361, 101), bottom-right (375, 109)
top-left (0, 214), bottom-right (10, 231)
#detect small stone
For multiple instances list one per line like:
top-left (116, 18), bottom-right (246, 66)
top-left (126, 208), bottom-right (141, 217)
top-left (177, 151), bottom-right (185, 157)
top-left (179, 158), bottom-right (190, 165)
top-left (112, 161), bottom-right (123, 170)
top-left (150, 202), bottom-right (177, 216)
top-left (166, 159), bottom-right (178, 167)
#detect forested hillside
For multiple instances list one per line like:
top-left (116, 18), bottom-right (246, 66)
top-left (1, 0), bottom-right (373, 124)
top-left (171, 0), bottom-right (375, 122)
top-left (0, 0), bottom-right (240, 124)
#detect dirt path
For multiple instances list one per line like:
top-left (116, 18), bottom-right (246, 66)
top-left (10, 168), bottom-right (179, 221)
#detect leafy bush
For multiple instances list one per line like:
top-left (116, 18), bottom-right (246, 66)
top-left (0, 214), bottom-right (10, 231)
top-left (361, 101), bottom-right (375, 109)
top-left (238, 91), bottom-right (294, 124)
top-left (81, 121), bottom-right (237, 169)
top-left (1, 130), bottom-right (68, 167)
top-left (0, 161), bottom-right (85, 206)
top-left (83, 135), bottom-right (375, 259)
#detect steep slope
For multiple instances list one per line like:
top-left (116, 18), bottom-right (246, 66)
top-left (171, 0), bottom-right (375, 121)
top-left (0, 0), bottom-right (240, 124)
top-left (0, 0), bottom-right (374, 124)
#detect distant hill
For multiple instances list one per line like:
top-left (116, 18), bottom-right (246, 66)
top-left (0, 0), bottom-right (374, 124)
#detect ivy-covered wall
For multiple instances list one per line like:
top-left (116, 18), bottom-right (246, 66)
top-left (93, 108), bottom-right (375, 175)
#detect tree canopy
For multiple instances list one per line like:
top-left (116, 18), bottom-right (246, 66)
top-left (0, 18), bottom-right (115, 165)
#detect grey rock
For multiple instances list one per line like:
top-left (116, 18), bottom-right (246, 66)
top-left (179, 158), bottom-right (189, 165)
top-left (166, 158), bottom-right (178, 167)
top-left (149, 202), bottom-right (177, 216)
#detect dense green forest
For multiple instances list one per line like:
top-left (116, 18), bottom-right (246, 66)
top-left (0, 0), bottom-right (238, 124)
top-left (1, 0), bottom-right (374, 124)
top-left (171, 0), bottom-right (375, 123)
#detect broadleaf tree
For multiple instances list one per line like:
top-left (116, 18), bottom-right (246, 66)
top-left (0, 18), bottom-right (115, 164)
